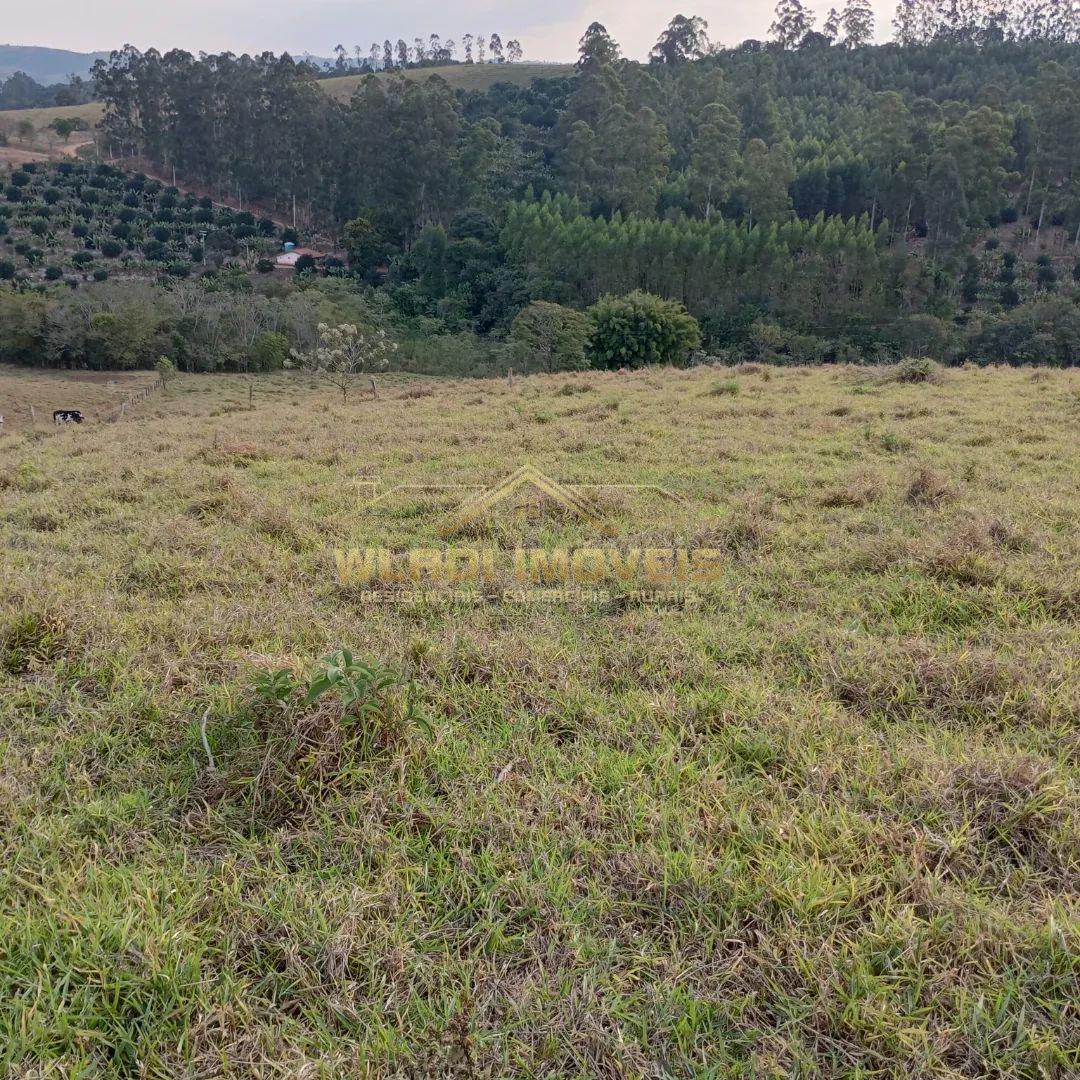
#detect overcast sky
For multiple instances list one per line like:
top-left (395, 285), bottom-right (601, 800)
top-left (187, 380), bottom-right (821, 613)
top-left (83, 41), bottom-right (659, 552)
top-left (7, 1), bottom-right (898, 61)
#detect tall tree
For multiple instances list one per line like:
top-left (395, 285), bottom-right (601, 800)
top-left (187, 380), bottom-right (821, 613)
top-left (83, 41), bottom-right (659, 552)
top-left (688, 102), bottom-right (742, 218)
top-left (650, 14), bottom-right (711, 63)
top-left (771, 0), bottom-right (817, 46)
top-left (577, 23), bottom-right (621, 69)
top-left (740, 139), bottom-right (796, 226)
top-left (841, 0), bottom-right (876, 45)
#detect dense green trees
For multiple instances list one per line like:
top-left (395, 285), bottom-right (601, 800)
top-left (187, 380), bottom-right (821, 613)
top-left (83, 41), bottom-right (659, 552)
top-left (90, 26), bottom-right (1080, 258)
top-left (501, 194), bottom-right (899, 327)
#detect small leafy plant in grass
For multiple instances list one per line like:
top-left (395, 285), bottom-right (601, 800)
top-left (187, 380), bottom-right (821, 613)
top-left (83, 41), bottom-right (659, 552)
top-left (706, 378), bottom-right (739, 397)
top-left (253, 649), bottom-right (431, 746)
top-left (229, 651), bottom-right (431, 823)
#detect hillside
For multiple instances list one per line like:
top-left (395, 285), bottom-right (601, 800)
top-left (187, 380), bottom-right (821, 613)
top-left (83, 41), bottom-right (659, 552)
top-left (0, 44), bottom-right (108, 84)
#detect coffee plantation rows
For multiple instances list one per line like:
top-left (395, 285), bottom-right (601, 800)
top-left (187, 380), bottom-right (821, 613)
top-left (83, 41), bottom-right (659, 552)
top-left (0, 160), bottom-right (329, 286)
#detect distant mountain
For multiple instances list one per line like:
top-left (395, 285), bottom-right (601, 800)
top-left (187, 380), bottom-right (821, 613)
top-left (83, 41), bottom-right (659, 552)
top-left (0, 45), bottom-right (109, 84)
top-left (0, 45), bottom-right (352, 86)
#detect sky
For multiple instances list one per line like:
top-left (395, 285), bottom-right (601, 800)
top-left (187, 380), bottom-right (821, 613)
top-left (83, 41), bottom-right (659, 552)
top-left (6, 1), bottom-right (898, 61)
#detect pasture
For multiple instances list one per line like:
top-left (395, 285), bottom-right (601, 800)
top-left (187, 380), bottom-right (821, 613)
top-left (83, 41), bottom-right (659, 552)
top-left (0, 366), bottom-right (157, 431)
top-left (0, 362), bottom-right (1077, 1075)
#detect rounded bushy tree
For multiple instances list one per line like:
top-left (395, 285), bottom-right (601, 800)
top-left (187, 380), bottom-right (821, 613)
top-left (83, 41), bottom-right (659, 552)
top-left (510, 301), bottom-right (590, 372)
top-left (587, 291), bottom-right (701, 369)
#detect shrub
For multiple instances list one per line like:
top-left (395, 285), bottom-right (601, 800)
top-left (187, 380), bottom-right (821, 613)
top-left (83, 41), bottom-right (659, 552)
top-left (247, 331), bottom-right (289, 370)
top-left (43, 266), bottom-right (63, 281)
top-left (92, 269), bottom-right (109, 281)
top-left (587, 291), bottom-right (701, 369)
top-left (510, 300), bottom-right (590, 372)
top-left (965, 298), bottom-right (1080, 366)
top-left (888, 314), bottom-right (953, 359)
top-left (1000, 285), bottom-right (1021, 308)
top-left (707, 379), bottom-right (739, 396)
top-left (889, 357), bottom-right (940, 384)
top-left (0, 258), bottom-right (14, 280)
top-left (1036, 264), bottom-right (1057, 289)
top-left (100, 240), bottom-right (123, 258)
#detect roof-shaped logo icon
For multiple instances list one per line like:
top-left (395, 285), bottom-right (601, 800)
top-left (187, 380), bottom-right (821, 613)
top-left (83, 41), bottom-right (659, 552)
top-left (438, 464), bottom-right (605, 537)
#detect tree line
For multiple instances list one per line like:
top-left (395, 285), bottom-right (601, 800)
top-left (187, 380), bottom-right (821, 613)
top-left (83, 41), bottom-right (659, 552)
top-left (324, 34), bottom-right (524, 75)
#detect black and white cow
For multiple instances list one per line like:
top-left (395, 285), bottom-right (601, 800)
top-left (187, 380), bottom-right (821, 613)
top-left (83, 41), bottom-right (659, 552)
top-left (53, 409), bottom-right (85, 425)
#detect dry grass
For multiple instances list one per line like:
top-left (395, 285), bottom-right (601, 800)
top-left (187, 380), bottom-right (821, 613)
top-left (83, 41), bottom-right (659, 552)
top-left (0, 362), bottom-right (1078, 1076)
top-left (0, 366), bottom-right (158, 432)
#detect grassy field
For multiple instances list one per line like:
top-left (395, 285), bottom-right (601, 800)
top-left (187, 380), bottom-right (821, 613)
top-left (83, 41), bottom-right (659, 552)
top-left (0, 101), bottom-right (104, 136)
top-left (0, 367), bottom-right (158, 430)
top-left (0, 362), bottom-right (1077, 1075)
